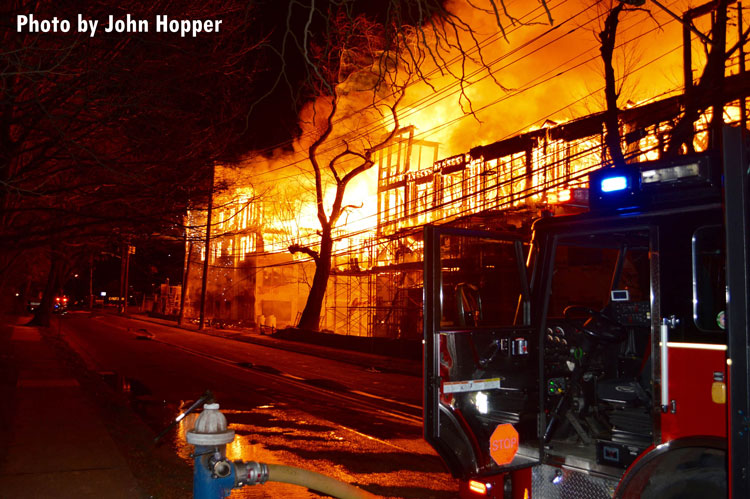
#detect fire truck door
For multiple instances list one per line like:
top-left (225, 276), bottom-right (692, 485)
top-left (722, 126), bottom-right (750, 499)
top-left (423, 225), bottom-right (538, 478)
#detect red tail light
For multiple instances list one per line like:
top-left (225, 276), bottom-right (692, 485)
top-left (468, 480), bottom-right (487, 495)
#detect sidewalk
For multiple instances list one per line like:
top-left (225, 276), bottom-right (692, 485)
top-left (0, 312), bottom-right (421, 498)
top-left (0, 317), bottom-right (146, 498)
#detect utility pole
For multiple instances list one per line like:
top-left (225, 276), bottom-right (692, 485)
top-left (178, 239), bottom-right (193, 326)
top-left (119, 242), bottom-right (134, 314)
top-left (118, 243), bottom-right (126, 313)
top-left (124, 245), bottom-right (132, 314)
top-left (199, 165), bottom-right (215, 330)
top-left (88, 253), bottom-right (94, 310)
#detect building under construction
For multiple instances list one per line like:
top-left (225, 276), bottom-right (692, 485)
top-left (178, 44), bottom-right (750, 339)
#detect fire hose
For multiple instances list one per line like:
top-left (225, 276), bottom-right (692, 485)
top-left (234, 461), bottom-right (378, 499)
top-left (161, 391), bottom-right (380, 499)
top-left (267, 464), bottom-right (377, 498)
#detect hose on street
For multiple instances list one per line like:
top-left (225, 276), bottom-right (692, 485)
top-left (267, 464), bottom-right (379, 499)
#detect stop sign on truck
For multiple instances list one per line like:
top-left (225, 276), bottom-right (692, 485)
top-left (490, 423), bottom-right (519, 466)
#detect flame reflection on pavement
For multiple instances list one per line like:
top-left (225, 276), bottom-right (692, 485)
top-left (175, 403), bottom-right (457, 498)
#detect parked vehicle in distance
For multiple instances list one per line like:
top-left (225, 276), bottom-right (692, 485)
top-left (53, 296), bottom-right (69, 314)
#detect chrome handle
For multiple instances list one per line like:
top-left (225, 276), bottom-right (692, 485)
top-left (660, 316), bottom-right (679, 413)
top-left (660, 321), bottom-right (669, 412)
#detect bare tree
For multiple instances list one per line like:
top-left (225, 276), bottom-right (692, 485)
top-left (280, 1), bottom-right (551, 330)
top-left (286, 10), bottom-right (406, 330)
top-left (0, 0), bottom-right (261, 322)
top-left (599, 1), bottom-right (629, 166)
top-left (591, 0), bottom-right (651, 167)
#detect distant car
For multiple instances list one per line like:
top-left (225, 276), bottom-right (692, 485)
top-left (27, 301), bottom-right (41, 313)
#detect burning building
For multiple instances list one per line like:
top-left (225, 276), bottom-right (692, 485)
top-left (178, 1), bottom-right (750, 339)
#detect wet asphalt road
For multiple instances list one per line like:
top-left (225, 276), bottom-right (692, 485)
top-left (58, 311), bottom-right (459, 498)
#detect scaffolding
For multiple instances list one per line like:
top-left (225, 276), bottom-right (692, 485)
top-left (323, 271), bottom-right (373, 336)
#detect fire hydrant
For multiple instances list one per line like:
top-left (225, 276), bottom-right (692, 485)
top-left (186, 402), bottom-right (269, 498)
top-left (185, 401), bottom-right (378, 499)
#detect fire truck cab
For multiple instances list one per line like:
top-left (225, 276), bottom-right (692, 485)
top-left (423, 128), bottom-right (750, 498)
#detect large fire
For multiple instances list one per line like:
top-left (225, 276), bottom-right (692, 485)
top-left (177, 0), bottom-right (747, 337)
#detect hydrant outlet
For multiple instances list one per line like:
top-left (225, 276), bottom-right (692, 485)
top-left (234, 461), bottom-right (269, 487)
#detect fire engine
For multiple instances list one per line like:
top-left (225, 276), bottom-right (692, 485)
top-left (423, 127), bottom-right (749, 498)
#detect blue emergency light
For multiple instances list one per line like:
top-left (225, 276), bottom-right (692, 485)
top-left (589, 154), bottom-right (714, 211)
top-left (589, 166), bottom-right (640, 210)
top-left (600, 175), bottom-right (629, 193)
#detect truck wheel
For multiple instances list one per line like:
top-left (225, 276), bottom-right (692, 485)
top-left (616, 443), bottom-right (726, 499)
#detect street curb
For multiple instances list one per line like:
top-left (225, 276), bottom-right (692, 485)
top-left (124, 313), bottom-right (422, 377)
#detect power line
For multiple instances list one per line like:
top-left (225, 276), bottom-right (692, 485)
top-left (241, 0), bottom-right (572, 159)
top-left (219, 58), bottom-right (706, 263)
top-left (194, 83), bottom-right (694, 266)
top-left (191, 4), bottom-right (690, 262)
top-left (242, 3), bottom-right (679, 187)
top-left (234, 0), bottom-right (588, 181)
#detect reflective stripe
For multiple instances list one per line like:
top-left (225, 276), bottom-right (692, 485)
top-left (666, 342), bottom-right (727, 351)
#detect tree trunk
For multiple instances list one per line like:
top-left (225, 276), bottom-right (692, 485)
top-left (296, 228), bottom-right (333, 331)
top-left (600, 4), bottom-right (626, 167)
top-left (667, 0), bottom-right (729, 155)
top-left (178, 241), bottom-right (193, 326)
top-left (199, 164), bottom-right (215, 330)
top-left (29, 252), bottom-right (63, 327)
top-left (708, 0), bottom-right (728, 152)
top-left (0, 251), bottom-right (21, 312)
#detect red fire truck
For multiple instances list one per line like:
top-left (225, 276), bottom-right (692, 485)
top-left (423, 127), bottom-right (750, 498)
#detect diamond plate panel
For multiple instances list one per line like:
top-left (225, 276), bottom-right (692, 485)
top-left (531, 464), bottom-right (618, 499)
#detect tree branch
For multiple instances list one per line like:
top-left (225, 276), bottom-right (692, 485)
top-left (288, 243), bottom-right (320, 262)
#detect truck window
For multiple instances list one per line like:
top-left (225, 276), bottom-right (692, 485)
top-left (542, 230), bottom-right (653, 465)
top-left (440, 235), bottom-right (528, 328)
top-left (693, 225), bottom-right (726, 332)
top-left (548, 231), bottom-right (650, 318)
